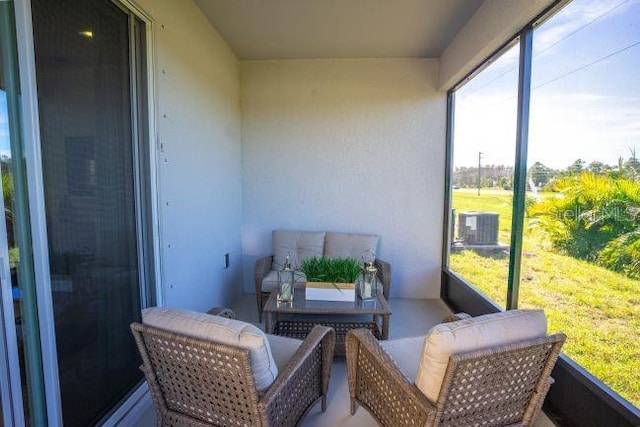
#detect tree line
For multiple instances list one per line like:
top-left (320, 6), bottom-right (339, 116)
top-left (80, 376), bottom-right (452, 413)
top-left (452, 151), bottom-right (639, 279)
top-left (453, 150), bottom-right (640, 190)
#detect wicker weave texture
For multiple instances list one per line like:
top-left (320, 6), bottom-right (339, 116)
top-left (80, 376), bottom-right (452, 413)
top-left (275, 320), bottom-right (380, 356)
top-left (131, 322), bottom-right (335, 427)
top-left (134, 325), bottom-right (259, 426)
top-left (436, 338), bottom-right (561, 426)
top-left (261, 344), bottom-right (322, 426)
top-left (347, 328), bottom-right (434, 427)
top-left (346, 328), bottom-right (566, 427)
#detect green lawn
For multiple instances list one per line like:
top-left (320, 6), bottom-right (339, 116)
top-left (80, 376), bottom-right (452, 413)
top-left (450, 189), bottom-right (640, 408)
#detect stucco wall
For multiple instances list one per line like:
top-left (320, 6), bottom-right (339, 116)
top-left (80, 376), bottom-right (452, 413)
top-left (438, 0), bottom-right (555, 90)
top-left (241, 59), bottom-right (446, 298)
top-left (135, 0), bottom-right (243, 311)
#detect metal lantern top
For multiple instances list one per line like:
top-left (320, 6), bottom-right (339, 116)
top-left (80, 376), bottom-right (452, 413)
top-left (360, 250), bottom-right (378, 300)
top-left (282, 252), bottom-right (292, 271)
top-left (362, 250), bottom-right (376, 270)
top-left (277, 252), bottom-right (295, 303)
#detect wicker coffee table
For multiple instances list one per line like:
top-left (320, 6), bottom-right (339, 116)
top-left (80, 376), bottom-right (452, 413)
top-left (263, 286), bottom-right (391, 356)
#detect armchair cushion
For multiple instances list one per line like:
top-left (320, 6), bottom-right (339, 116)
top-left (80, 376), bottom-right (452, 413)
top-left (380, 335), bottom-right (424, 381)
top-left (273, 230), bottom-right (325, 269)
top-left (142, 307), bottom-right (278, 392)
top-left (266, 334), bottom-right (303, 372)
top-left (324, 232), bottom-right (379, 259)
top-left (415, 309), bottom-right (547, 403)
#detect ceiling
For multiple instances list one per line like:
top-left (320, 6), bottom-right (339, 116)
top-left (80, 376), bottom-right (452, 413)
top-left (194, 0), bottom-right (484, 60)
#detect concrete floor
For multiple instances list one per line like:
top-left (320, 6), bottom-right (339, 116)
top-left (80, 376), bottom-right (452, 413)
top-left (133, 294), bottom-right (556, 427)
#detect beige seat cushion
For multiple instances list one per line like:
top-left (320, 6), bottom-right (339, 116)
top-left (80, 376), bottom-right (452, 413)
top-left (273, 230), bottom-right (325, 269)
top-left (415, 309), bottom-right (547, 403)
top-left (380, 335), bottom-right (424, 381)
top-left (261, 269), bottom-right (307, 292)
top-left (267, 334), bottom-right (303, 372)
top-left (142, 307), bottom-right (278, 392)
top-left (324, 232), bottom-right (379, 260)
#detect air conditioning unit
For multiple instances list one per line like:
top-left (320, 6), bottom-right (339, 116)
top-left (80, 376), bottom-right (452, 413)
top-left (458, 212), bottom-right (499, 245)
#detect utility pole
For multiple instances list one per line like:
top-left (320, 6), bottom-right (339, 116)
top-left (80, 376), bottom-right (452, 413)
top-left (477, 151), bottom-right (483, 196)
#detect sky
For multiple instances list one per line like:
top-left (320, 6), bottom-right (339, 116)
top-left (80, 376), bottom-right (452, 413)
top-left (2, 0), bottom-right (639, 170)
top-left (453, 0), bottom-right (640, 170)
top-left (0, 90), bottom-right (9, 159)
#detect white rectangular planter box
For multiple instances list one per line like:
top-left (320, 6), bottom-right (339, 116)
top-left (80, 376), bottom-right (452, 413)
top-left (305, 282), bottom-right (356, 302)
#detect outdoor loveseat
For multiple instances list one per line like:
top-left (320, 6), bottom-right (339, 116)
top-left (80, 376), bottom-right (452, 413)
top-left (255, 230), bottom-right (391, 321)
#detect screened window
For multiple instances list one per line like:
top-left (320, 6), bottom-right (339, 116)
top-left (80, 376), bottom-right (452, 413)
top-left (445, 0), bottom-right (639, 414)
top-left (448, 42), bottom-right (520, 308)
top-left (523, 0), bottom-right (640, 408)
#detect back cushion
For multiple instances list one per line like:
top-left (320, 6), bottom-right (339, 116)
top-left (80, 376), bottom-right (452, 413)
top-left (260, 270), bottom-right (307, 292)
top-left (324, 232), bottom-right (379, 260)
top-left (142, 307), bottom-right (278, 392)
top-left (273, 230), bottom-right (325, 269)
top-left (415, 309), bottom-right (547, 403)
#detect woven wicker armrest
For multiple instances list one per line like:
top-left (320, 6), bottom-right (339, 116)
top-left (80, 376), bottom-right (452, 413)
top-left (374, 258), bottom-right (391, 300)
top-left (255, 255), bottom-right (274, 290)
top-left (260, 325), bottom-right (336, 425)
top-left (346, 328), bottom-right (435, 425)
top-left (255, 255), bottom-right (274, 322)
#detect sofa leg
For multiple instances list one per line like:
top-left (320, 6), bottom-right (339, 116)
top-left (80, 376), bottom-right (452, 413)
top-left (350, 398), bottom-right (357, 415)
top-left (256, 294), bottom-right (263, 323)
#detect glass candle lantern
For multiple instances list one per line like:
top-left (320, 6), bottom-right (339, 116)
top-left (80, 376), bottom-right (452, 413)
top-left (359, 250), bottom-right (378, 301)
top-left (277, 253), bottom-right (295, 303)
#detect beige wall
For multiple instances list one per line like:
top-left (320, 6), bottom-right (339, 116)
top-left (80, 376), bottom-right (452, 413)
top-left (241, 59), bottom-right (446, 298)
top-left (135, 0), bottom-right (243, 310)
top-left (439, 0), bottom-right (556, 90)
top-left (127, 0), bottom-right (560, 306)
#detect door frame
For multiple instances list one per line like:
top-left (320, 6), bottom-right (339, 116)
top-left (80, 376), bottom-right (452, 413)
top-left (6, 0), bottom-right (162, 424)
top-left (3, 0), bottom-right (56, 424)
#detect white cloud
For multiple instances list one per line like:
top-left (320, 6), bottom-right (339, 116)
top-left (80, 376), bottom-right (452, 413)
top-left (452, 0), bottom-right (640, 171)
top-left (527, 90), bottom-right (640, 168)
top-left (534, 0), bottom-right (634, 57)
top-left (453, 87), bottom-right (640, 170)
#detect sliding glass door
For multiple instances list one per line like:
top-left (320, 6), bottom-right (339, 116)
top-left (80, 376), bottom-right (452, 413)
top-left (28, 0), bottom-right (154, 424)
top-left (0, 0), bottom-right (155, 424)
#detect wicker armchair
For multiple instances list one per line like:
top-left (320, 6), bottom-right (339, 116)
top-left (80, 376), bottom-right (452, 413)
top-left (131, 312), bottom-right (336, 426)
top-left (346, 316), bottom-right (565, 427)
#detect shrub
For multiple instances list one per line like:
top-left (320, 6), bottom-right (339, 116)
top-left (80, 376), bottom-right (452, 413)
top-left (529, 172), bottom-right (640, 277)
top-left (599, 229), bottom-right (640, 279)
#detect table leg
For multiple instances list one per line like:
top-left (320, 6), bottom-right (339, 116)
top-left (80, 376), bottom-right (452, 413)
top-left (264, 312), bottom-right (273, 334)
top-left (381, 314), bottom-right (389, 340)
